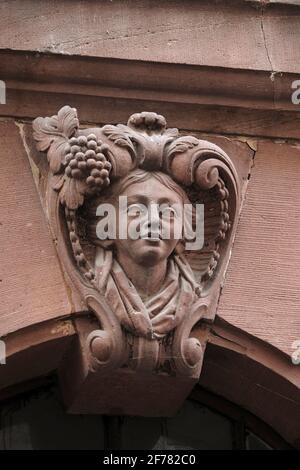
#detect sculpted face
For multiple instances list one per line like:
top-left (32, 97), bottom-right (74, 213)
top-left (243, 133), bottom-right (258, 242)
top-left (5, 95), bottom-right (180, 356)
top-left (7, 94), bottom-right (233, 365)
top-left (114, 176), bottom-right (184, 267)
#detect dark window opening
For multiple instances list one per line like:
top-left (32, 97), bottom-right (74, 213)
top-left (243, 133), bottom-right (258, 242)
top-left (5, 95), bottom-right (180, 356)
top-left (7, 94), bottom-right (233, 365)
top-left (0, 377), bottom-right (291, 450)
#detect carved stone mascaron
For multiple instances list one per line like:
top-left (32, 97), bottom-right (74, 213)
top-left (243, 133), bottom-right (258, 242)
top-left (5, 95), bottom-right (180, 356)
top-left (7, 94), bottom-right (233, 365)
top-left (32, 107), bottom-right (240, 415)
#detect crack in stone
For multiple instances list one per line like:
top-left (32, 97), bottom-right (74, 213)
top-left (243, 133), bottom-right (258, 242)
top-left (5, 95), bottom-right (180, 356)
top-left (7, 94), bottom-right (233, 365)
top-left (260, 5), bottom-right (278, 110)
top-left (260, 8), bottom-right (273, 72)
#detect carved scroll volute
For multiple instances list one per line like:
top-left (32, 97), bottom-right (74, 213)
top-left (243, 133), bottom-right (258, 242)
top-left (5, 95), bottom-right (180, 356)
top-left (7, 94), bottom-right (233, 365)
top-left (33, 107), bottom-right (240, 415)
top-left (163, 137), bottom-right (240, 378)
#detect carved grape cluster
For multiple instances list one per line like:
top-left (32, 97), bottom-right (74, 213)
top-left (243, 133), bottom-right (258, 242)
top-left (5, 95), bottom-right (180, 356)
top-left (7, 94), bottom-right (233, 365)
top-left (64, 134), bottom-right (112, 190)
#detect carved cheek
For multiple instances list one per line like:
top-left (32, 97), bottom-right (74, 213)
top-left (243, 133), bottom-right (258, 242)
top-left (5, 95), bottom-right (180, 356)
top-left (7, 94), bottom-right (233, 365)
top-left (161, 216), bottom-right (181, 241)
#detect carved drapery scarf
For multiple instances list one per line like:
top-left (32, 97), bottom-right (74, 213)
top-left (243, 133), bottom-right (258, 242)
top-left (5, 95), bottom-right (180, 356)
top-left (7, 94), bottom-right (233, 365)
top-left (95, 248), bottom-right (198, 339)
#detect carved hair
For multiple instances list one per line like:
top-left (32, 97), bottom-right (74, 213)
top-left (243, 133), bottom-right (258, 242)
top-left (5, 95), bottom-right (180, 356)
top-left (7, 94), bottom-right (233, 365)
top-left (110, 169), bottom-right (190, 203)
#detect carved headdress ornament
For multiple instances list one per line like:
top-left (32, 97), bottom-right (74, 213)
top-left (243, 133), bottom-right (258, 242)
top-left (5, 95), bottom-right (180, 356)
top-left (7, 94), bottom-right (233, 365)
top-left (33, 107), bottom-right (240, 414)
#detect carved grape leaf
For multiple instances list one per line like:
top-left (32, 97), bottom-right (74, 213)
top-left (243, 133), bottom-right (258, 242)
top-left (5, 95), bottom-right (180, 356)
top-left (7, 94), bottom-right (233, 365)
top-left (33, 106), bottom-right (78, 174)
top-left (51, 174), bottom-right (65, 191)
top-left (59, 177), bottom-right (86, 210)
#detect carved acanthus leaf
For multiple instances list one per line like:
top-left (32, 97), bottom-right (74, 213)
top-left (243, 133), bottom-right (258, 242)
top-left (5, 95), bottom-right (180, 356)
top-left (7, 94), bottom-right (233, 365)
top-left (166, 135), bottom-right (200, 156)
top-left (102, 124), bottom-right (137, 158)
top-left (103, 119), bottom-right (179, 172)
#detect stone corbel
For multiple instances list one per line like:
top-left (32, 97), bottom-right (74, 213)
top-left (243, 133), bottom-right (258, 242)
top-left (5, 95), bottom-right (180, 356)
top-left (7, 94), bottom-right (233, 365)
top-left (32, 107), bottom-right (240, 415)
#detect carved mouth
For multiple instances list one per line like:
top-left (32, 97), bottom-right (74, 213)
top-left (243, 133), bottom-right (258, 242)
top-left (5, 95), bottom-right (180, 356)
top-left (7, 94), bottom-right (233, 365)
top-left (142, 237), bottom-right (161, 243)
top-left (140, 230), bottom-right (162, 242)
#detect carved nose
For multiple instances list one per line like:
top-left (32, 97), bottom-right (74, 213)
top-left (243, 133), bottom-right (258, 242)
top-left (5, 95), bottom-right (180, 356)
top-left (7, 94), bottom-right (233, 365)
top-left (140, 205), bottom-right (161, 238)
top-left (149, 205), bottom-right (161, 234)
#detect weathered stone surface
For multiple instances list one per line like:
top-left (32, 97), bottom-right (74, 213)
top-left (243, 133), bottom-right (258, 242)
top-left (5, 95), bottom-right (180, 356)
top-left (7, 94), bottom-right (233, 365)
top-left (217, 140), bottom-right (300, 356)
top-left (0, 0), bottom-right (300, 73)
top-left (0, 121), bottom-right (73, 336)
top-left (0, 319), bottom-right (75, 394)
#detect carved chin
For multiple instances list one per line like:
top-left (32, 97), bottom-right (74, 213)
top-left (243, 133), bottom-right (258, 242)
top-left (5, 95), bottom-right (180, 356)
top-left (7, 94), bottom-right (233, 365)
top-left (132, 240), bottom-right (171, 265)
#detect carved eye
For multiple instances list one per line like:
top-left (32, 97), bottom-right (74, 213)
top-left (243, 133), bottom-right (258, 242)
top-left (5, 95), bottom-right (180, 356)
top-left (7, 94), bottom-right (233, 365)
top-left (160, 205), bottom-right (178, 219)
top-left (127, 203), bottom-right (148, 217)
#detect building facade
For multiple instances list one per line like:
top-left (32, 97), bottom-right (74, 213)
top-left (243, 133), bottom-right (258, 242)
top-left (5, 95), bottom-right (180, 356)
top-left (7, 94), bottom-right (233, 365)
top-left (0, 0), bottom-right (299, 450)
